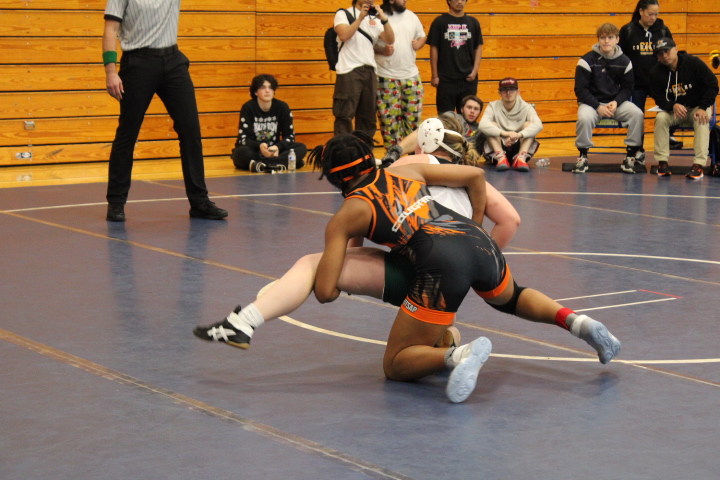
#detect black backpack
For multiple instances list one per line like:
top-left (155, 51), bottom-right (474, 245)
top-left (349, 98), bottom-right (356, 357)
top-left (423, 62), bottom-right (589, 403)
top-left (324, 9), bottom-right (373, 71)
top-left (710, 124), bottom-right (720, 177)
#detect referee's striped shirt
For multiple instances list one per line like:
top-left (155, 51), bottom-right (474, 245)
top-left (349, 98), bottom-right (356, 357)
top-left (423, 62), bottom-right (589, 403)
top-left (104, 0), bottom-right (180, 51)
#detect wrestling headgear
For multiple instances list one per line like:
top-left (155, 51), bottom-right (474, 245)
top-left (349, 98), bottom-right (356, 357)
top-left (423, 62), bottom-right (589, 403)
top-left (417, 118), bottom-right (464, 158)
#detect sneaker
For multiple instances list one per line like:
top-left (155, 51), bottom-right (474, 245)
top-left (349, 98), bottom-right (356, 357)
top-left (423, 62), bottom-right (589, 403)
top-left (669, 138), bottom-right (684, 150)
top-left (495, 154), bottom-right (510, 171)
top-left (572, 315), bottom-right (621, 364)
top-left (634, 150), bottom-right (646, 166)
top-left (686, 163), bottom-right (704, 180)
top-left (256, 162), bottom-right (286, 173)
top-left (620, 156), bottom-right (635, 174)
top-left (189, 199), bottom-right (228, 220)
top-left (435, 326), bottom-right (461, 349)
top-left (572, 156), bottom-right (589, 174)
top-left (106, 203), bottom-right (125, 222)
top-left (511, 153), bottom-right (530, 172)
top-left (657, 160), bottom-right (671, 177)
top-left (446, 336), bottom-right (492, 403)
top-left (193, 305), bottom-right (252, 349)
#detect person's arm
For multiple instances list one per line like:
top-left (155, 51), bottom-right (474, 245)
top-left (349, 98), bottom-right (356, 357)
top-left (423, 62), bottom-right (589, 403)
top-left (467, 45), bottom-right (482, 82)
top-left (478, 105), bottom-right (502, 137)
top-left (378, 9), bottom-right (395, 45)
top-left (574, 59), bottom-right (600, 110)
top-left (315, 200), bottom-right (371, 303)
top-left (519, 105), bottom-right (543, 138)
top-left (412, 36), bottom-right (427, 51)
top-left (614, 60), bottom-right (634, 105)
top-left (430, 45), bottom-right (439, 88)
top-left (335, 6), bottom-right (368, 42)
top-left (236, 103), bottom-right (262, 150)
top-left (484, 182), bottom-right (520, 249)
top-left (103, 19), bottom-right (123, 101)
top-left (696, 58), bottom-right (719, 110)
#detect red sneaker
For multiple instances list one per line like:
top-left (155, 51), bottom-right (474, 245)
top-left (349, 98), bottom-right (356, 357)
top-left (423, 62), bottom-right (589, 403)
top-left (495, 153), bottom-right (510, 171)
top-left (512, 153), bottom-right (530, 172)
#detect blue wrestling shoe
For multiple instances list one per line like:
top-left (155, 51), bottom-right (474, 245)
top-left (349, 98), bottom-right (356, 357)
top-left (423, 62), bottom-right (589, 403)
top-left (193, 305), bottom-right (252, 349)
top-left (446, 336), bottom-right (492, 403)
top-left (573, 315), bottom-right (621, 364)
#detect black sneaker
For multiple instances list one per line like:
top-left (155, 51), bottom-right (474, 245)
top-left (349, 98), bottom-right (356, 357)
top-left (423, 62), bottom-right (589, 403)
top-left (106, 203), bottom-right (125, 222)
top-left (193, 305), bottom-right (252, 349)
top-left (620, 156), bottom-right (635, 174)
top-left (189, 200), bottom-right (228, 220)
top-left (634, 151), bottom-right (646, 166)
top-left (686, 163), bottom-right (704, 180)
top-left (657, 160), bottom-right (672, 177)
top-left (669, 138), bottom-right (684, 150)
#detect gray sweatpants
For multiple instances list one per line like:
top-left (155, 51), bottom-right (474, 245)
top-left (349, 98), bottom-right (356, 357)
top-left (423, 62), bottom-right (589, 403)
top-left (575, 101), bottom-right (644, 150)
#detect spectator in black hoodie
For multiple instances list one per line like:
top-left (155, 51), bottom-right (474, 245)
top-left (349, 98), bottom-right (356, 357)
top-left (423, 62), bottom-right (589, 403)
top-left (649, 38), bottom-right (718, 179)
top-left (572, 23), bottom-right (644, 174)
top-left (619, 0), bottom-right (677, 155)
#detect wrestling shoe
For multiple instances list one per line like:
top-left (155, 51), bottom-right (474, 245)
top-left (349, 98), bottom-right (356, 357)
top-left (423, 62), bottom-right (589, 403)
top-left (620, 156), bottom-right (635, 174)
top-left (572, 155), bottom-right (589, 174)
top-left (193, 305), bottom-right (252, 349)
top-left (511, 153), bottom-right (530, 172)
top-left (686, 163), bottom-right (704, 180)
top-left (571, 315), bottom-right (621, 364)
top-left (634, 150), bottom-right (646, 167)
top-left (657, 161), bottom-right (671, 177)
top-left (495, 153), bottom-right (510, 171)
top-left (446, 336), bottom-right (492, 403)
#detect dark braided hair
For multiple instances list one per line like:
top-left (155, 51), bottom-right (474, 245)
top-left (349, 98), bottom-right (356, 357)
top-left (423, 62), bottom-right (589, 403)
top-left (308, 131), bottom-right (378, 192)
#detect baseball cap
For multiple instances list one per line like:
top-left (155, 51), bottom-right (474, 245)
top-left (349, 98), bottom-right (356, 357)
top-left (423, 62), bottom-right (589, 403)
top-left (654, 37), bottom-right (676, 53)
top-left (498, 77), bottom-right (519, 91)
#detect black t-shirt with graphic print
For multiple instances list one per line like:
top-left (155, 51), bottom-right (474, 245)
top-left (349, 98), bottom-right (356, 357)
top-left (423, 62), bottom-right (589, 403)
top-left (428, 13), bottom-right (483, 82)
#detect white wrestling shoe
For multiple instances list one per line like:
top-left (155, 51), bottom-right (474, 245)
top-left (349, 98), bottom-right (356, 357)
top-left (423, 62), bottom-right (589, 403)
top-left (571, 315), bottom-right (621, 364)
top-left (446, 336), bottom-right (492, 403)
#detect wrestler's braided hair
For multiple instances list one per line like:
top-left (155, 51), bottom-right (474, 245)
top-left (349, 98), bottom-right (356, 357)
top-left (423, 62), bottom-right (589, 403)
top-left (307, 131), bottom-right (378, 192)
top-left (437, 113), bottom-right (483, 167)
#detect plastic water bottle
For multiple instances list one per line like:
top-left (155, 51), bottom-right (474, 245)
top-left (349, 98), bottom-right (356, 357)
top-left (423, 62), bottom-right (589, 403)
top-left (536, 158), bottom-right (550, 167)
top-left (288, 149), bottom-right (296, 172)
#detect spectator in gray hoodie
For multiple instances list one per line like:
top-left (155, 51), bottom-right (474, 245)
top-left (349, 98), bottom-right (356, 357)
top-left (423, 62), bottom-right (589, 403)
top-left (479, 77), bottom-right (543, 172)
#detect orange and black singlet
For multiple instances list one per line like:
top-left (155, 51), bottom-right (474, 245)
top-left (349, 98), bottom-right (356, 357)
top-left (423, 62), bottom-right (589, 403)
top-left (346, 169), bottom-right (508, 325)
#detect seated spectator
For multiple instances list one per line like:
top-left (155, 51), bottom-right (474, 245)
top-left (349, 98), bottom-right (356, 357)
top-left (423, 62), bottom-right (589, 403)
top-left (572, 23), bottom-right (644, 174)
top-left (231, 74), bottom-right (307, 172)
top-left (381, 95), bottom-right (485, 165)
top-left (649, 37), bottom-right (719, 180)
top-left (479, 77), bottom-right (543, 172)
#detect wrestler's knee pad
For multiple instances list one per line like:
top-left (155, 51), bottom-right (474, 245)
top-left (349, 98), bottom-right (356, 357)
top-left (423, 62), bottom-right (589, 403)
top-left (487, 281), bottom-right (526, 315)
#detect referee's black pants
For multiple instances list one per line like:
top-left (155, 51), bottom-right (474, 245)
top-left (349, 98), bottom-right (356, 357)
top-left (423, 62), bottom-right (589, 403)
top-left (106, 47), bottom-right (209, 206)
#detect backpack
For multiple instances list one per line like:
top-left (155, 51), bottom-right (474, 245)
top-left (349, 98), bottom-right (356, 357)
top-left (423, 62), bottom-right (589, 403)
top-left (324, 9), bottom-right (373, 71)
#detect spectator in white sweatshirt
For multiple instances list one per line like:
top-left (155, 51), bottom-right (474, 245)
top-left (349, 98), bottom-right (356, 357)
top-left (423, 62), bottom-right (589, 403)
top-left (479, 77), bottom-right (543, 172)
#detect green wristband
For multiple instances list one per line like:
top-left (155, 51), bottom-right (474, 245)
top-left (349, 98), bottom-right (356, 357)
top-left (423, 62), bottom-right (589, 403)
top-left (103, 51), bottom-right (118, 65)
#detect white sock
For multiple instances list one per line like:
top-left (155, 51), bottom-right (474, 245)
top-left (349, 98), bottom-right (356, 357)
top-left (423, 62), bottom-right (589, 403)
top-left (226, 303), bottom-right (265, 338)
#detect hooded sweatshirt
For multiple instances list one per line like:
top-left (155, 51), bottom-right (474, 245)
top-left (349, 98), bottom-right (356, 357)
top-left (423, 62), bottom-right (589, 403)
top-left (648, 51), bottom-right (719, 112)
top-left (619, 18), bottom-right (672, 90)
top-left (479, 96), bottom-right (543, 139)
top-left (574, 44), bottom-right (634, 109)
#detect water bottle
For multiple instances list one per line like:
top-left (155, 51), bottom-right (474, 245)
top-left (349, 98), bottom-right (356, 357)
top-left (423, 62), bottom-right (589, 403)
top-left (288, 149), bottom-right (296, 172)
top-left (536, 158), bottom-right (550, 167)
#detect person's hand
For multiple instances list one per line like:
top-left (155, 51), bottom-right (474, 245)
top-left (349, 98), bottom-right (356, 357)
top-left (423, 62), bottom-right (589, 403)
top-left (106, 72), bottom-right (123, 101)
top-left (384, 44), bottom-right (395, 56)
top-left (359, 2), bottom-right (370, 18)
top-left (694, 108), bottom-right (709, 125)
top-left (260, 143), bottom-right (273, 158)
top-left (503, 131), bottom-right (521, 146)
top-left (597, 104), bottom-right (613, 118)
top-left (268, 145), bottom-right (279, 156)
top-left (412, 38), bottom-right (422, 50)
top-left (431, 76), bottom-right (439, 88)
top-left (465, 69), bottom-right (478, 82)
top-left (673, 103), bottom-right (688, 119)
top-left (606, 101), bottom-right (618, 114)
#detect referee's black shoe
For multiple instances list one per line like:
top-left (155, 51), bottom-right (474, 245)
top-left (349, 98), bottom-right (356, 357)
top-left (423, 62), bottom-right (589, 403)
top-left (189, 199), bottom-right (228, 220)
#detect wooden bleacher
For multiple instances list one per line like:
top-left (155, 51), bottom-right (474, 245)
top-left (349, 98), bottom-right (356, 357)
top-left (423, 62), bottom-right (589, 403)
top-left (0, 0), bottom-right (718, 168)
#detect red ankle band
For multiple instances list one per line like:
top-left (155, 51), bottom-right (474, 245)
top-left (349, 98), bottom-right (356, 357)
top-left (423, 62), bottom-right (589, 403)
top-left (555, 307), bottom-right (575, 330)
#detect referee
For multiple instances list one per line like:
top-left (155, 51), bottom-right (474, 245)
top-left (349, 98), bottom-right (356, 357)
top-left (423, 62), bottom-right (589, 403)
top-left (102, 0), bottom-right (227, 221)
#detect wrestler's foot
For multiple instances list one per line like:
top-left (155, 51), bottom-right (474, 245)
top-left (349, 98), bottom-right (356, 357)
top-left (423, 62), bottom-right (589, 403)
top-left (193, 305), bottom-right (252, 349)
top-left (445, 336), bottom-right (492, 403)
top-left (572, 315), bottom-right (621, 364)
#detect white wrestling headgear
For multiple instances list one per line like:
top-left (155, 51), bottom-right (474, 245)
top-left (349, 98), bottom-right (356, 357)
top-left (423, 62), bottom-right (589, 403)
top-left (417, 118), bottom-right (463, 158)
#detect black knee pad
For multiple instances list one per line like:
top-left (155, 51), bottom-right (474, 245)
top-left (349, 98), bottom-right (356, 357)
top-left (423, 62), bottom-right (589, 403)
top-left (487, 281), bottom-right (526, 315)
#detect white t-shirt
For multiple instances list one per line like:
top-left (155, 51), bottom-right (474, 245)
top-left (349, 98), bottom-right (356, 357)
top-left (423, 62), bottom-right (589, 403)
top-left (334, 8), bottom-right (384, 74)
top-left (375, 10), bottom-right (425, 79)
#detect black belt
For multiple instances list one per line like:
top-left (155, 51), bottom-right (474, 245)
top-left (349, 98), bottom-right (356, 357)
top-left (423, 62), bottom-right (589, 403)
top-left (125, 45), bottom-right (178, 56)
